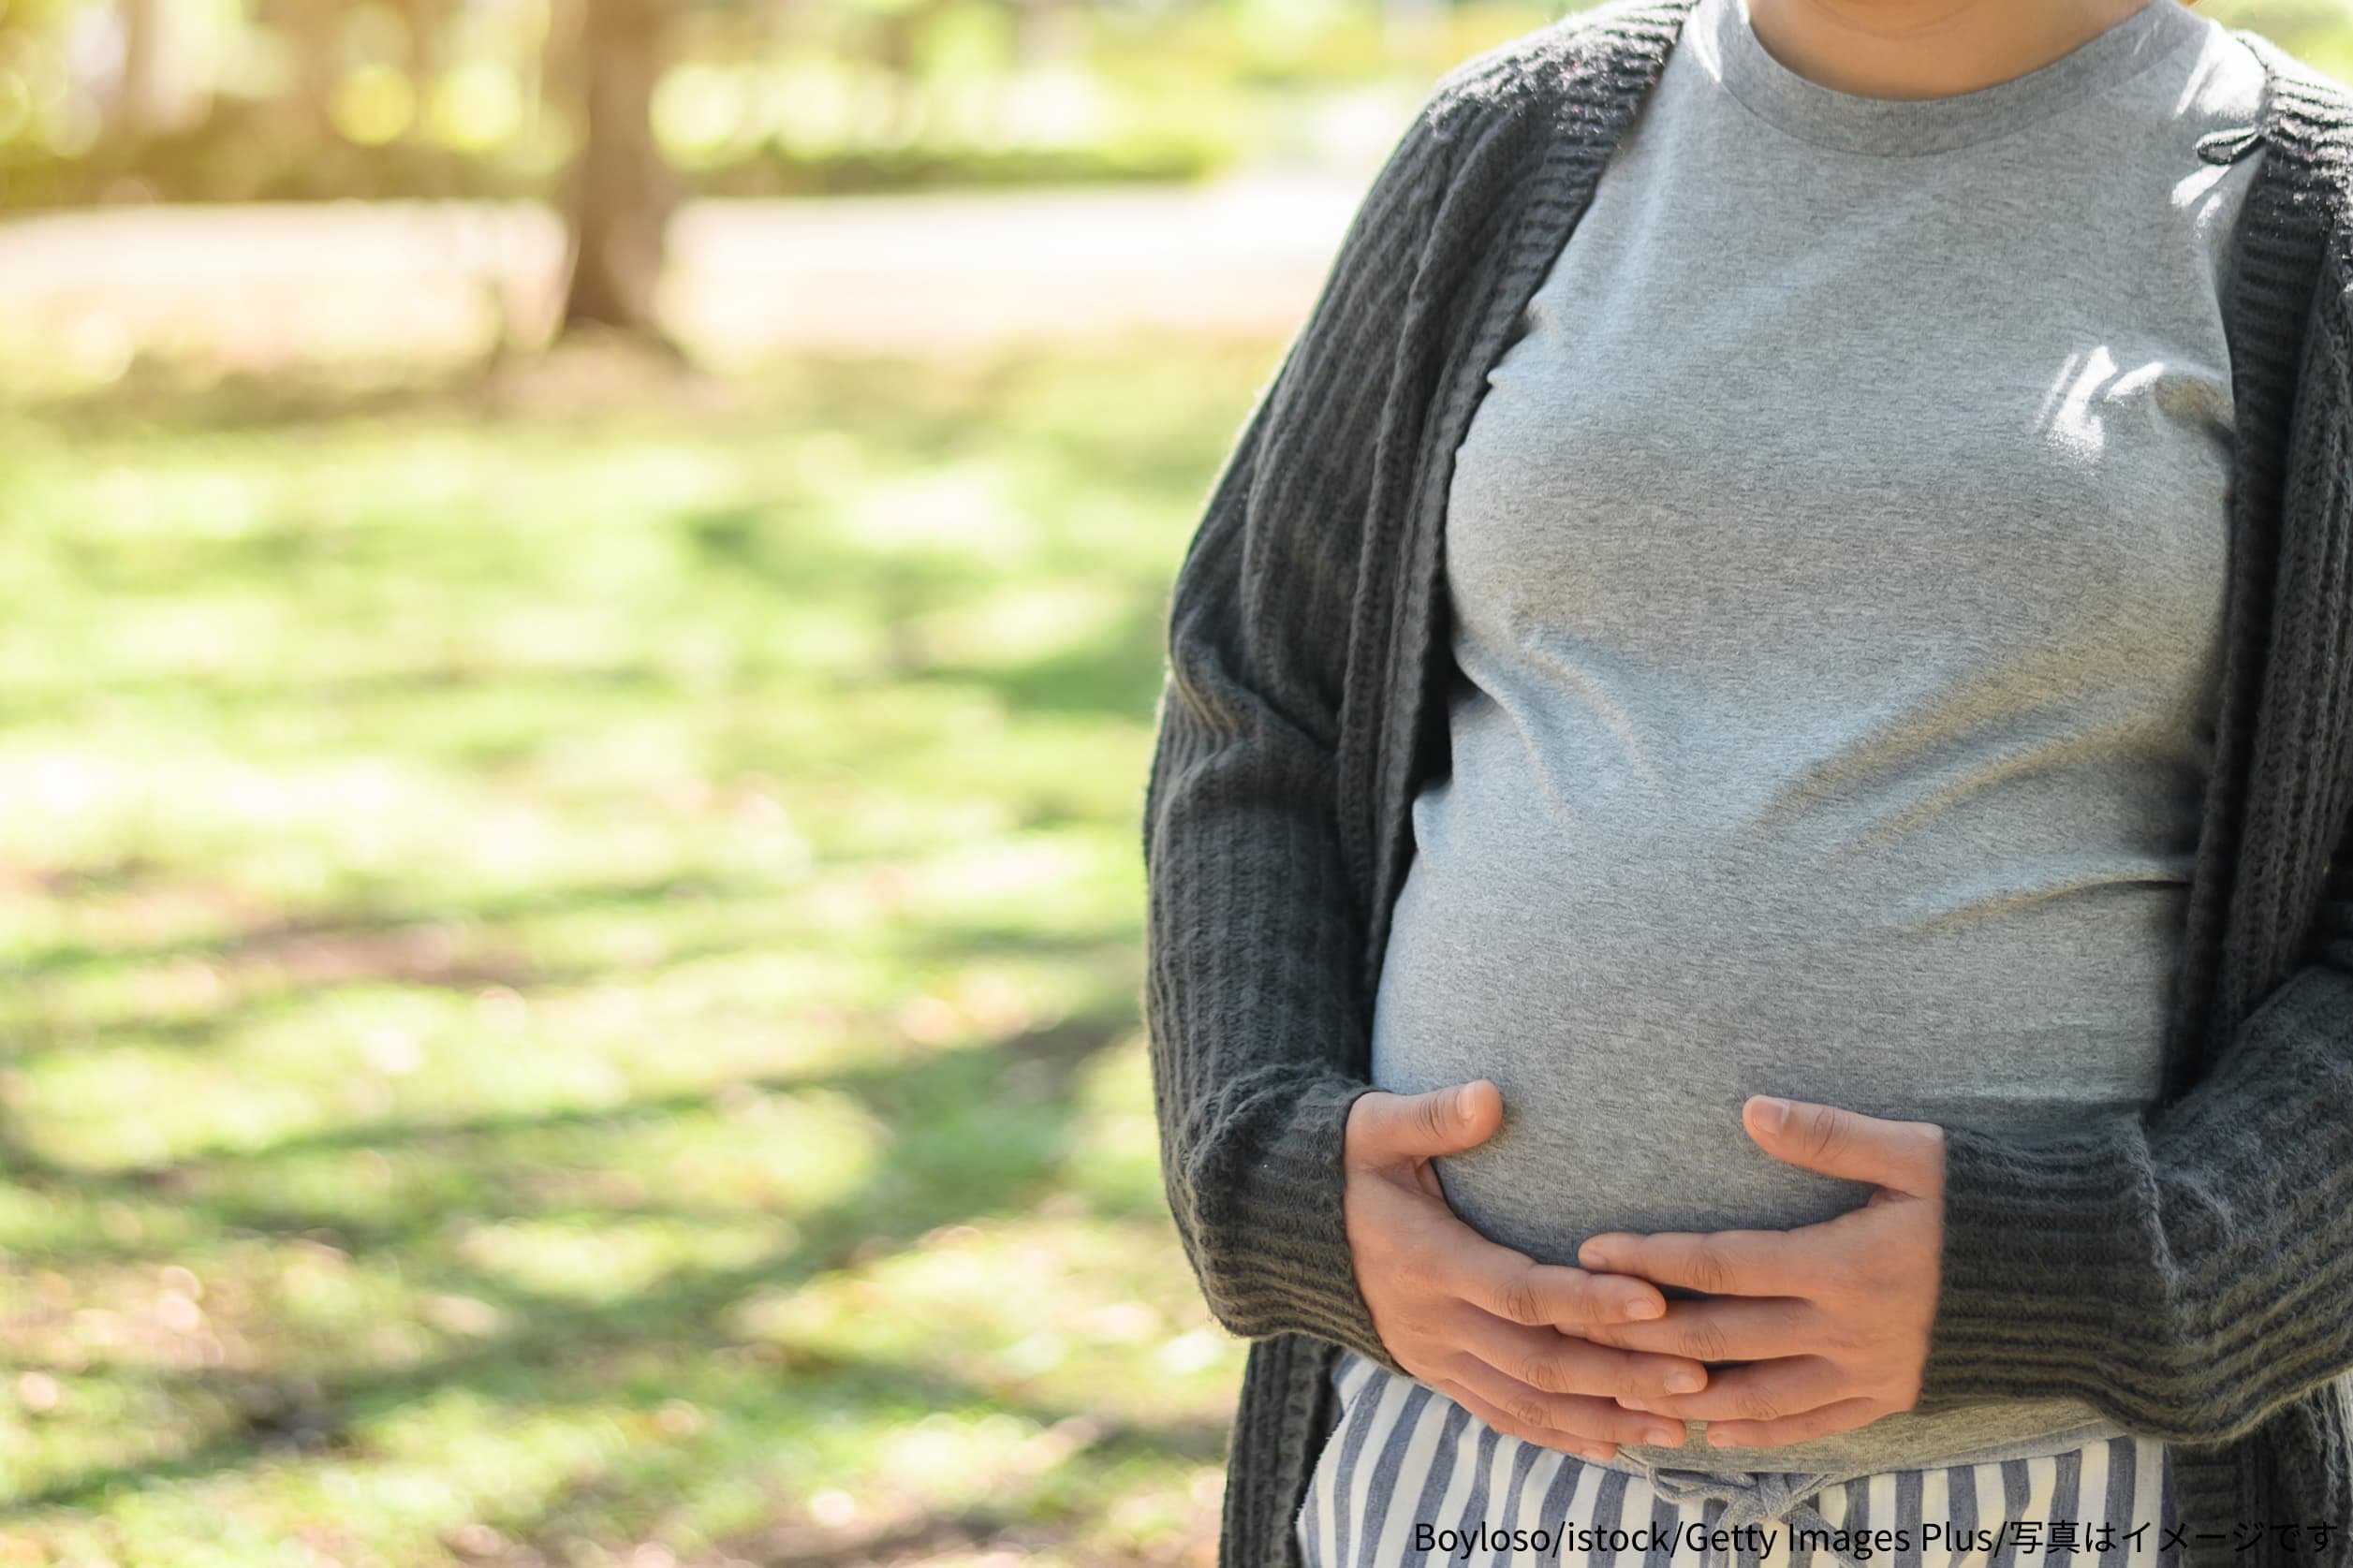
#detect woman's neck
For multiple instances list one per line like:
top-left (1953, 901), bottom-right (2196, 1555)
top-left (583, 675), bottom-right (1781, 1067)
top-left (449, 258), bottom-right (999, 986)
top-left (1743, 0), bottom-right (2159, 99)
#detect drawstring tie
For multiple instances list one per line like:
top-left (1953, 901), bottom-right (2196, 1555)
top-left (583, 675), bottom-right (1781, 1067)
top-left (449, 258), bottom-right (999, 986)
top-left (1623, 1455), bottom-right (1877, 1568)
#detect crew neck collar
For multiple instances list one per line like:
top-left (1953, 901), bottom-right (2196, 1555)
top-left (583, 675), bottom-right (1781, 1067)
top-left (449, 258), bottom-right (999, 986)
top-left (1708, 0), bottom-right (2208, 156)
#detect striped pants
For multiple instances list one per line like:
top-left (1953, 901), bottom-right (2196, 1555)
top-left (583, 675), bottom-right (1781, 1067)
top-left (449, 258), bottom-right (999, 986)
top-left (1298, 1351), bottom-right (2180, 1568)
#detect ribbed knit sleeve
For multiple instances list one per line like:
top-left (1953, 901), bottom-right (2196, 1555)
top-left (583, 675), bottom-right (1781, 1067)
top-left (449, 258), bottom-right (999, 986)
top-left (1914, 275), bottom-right (2353, 1442)
top-left (1140, 99), bottom-right (1456, 1370)
top-left (1917, 955), bottom-right (2353, 1443)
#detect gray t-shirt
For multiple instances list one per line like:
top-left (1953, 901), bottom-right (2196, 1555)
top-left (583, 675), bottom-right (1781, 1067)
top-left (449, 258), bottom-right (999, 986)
top-left (1368, 0), bottom-right (2269, 1475)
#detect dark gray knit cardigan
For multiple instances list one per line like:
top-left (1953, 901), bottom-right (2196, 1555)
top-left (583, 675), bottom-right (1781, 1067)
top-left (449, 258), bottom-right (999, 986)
top-left (1140, 2), bottom-right (2353, 1565)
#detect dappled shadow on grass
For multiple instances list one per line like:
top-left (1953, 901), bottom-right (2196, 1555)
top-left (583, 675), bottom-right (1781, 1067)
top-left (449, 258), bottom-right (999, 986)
top-left (16, 866), bottom-right (764, 983)
top-left (15, 1326), bottom-right (1231, 1546)
top-left (918, 598), bottom-right (1173, 723)
top-left (3, 1005), bottom-right (1140, 1500)
top-left (1, 1008), bottom-right (1129, 1242)
top-left (2, 1017), bottom-right (1233, 1567)
top-left (0, 333), bottom-right (1272, 1561)
top-left (5, 888), bottom-right (1143, 1107)
top-left (4, 657), bottom-right (683, 730)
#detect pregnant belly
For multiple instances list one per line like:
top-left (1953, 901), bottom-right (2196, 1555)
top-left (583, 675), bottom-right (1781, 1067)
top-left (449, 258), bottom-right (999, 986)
top-left (1374, 989), bottom-right (1885, 1271)
top-left (1367, 825), bottom-right (2172, 1272)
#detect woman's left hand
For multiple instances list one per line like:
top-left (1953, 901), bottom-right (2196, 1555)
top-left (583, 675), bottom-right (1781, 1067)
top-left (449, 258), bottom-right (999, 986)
top-left (1569, 1096), bottom-right (1948, 1449)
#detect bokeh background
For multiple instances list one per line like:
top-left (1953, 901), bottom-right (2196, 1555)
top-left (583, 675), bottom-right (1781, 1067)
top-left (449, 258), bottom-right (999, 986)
top-left (2, 1), bottom-right (2348, 1563)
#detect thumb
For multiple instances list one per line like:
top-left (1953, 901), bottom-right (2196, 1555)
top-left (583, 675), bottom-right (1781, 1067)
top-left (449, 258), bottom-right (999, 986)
top-left (1355, 1079), bottom-right (1503, 1164)
top-left (1743, 1095), bottom-right (1941, 1195)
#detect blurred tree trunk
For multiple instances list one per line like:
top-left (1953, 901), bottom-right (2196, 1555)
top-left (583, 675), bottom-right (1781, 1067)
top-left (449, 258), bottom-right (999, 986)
top-left (116, 0), bottom-right (164, 139)
top-left (403, 0), bottom-right (442, 101)
top-left (560, 0), bottom-right (675, 342)
top-left (288, 0), bottom-right (339, 140)
top-left (110, 0), bottom-right (212, 146)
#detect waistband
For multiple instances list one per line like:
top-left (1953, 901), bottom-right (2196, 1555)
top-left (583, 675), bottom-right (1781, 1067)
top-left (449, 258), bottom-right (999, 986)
top-left (1609, 1454), bottom-right (1872, 1568)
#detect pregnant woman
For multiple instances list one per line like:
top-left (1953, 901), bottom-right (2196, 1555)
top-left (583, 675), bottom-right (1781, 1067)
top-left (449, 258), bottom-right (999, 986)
top-left (1141, 0), bottom-right (2353, 1566)
top-left (1301, 0), bottom-right (2268, 1557)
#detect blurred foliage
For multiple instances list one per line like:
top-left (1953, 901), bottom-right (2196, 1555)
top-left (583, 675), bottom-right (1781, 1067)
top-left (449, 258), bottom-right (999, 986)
top-left (0, 0), bottom-right (1594, 207)
top-left (3, 0), bottom-right (2345, 208)
top-left (0, 333), bottom-right (1283, 1563)
top-left (2204, 0), bottom-right (2353, 75)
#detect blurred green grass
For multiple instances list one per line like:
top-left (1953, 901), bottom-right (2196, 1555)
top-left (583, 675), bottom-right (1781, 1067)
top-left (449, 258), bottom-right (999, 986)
top-left (0, 339), bottom-right (1272, 1567)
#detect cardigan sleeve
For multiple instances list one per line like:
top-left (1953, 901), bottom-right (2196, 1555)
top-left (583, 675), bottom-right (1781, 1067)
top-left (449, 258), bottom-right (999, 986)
top-left (1914, 949), bottom-right (2353, 1444)
top-left (1140, 95), bottom-right (1457, 1370)
top-left (1912, 279), bottom-right (2353, 1443)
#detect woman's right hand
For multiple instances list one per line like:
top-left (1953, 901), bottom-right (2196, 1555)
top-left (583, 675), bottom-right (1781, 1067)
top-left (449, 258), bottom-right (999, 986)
top-left (1343, 1078), bottom-right (1712, 1463)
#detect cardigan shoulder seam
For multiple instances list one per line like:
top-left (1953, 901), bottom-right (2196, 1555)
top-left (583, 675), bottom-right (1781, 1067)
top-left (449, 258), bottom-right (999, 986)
top-left (2232, 33), bottom-right (2353, 261)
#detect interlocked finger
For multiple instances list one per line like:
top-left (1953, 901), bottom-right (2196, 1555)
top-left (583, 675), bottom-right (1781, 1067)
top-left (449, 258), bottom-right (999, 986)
top-left (1446, 1303), bottom-right (1709, 1412)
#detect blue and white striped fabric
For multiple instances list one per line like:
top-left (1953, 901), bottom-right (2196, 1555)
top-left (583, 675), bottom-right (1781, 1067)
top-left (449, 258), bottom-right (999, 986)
top-left (1298, 1351), bottom-right (2179, 1568)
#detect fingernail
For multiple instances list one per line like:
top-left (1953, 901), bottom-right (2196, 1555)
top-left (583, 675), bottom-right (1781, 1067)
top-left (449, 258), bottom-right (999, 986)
top-left (1706, 1428), bottom-right (1733, 1446)
top-left (1458, 1087), bottom-right (1478, 1122)
top-left (1667, 1370), bottom-right (1703, 1393)
top-left (1625, 1297), bottom-right (1662, 1320)
top-left (1753, 1096), bottom-right (1791, 1132)
top-left (1646, 1427), bottom-right (1681, 1446)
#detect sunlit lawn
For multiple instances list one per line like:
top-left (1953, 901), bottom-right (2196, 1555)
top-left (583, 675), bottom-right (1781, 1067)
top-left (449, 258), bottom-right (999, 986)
top-left (0, 337), bottom-right (1277, 1566)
